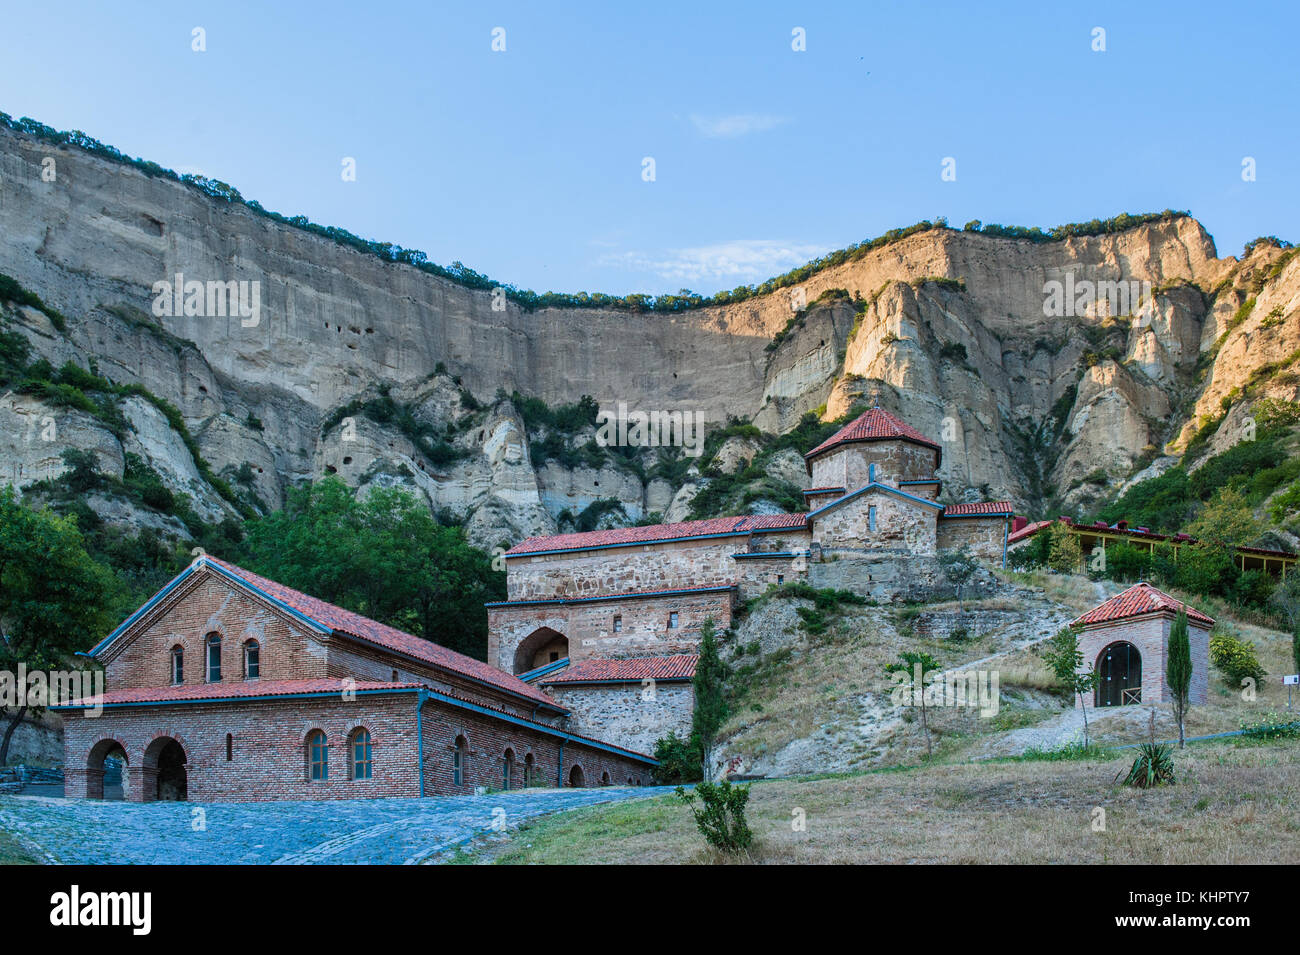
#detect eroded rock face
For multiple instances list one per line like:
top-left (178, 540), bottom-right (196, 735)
top-left (1, 119), bottom-right (1297, 541)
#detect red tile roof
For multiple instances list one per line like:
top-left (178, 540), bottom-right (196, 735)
top-left (505, 513), bottom-right (808, 556)
top-left (1073, 582), bottom-right (1214, 628)
top-left (541, 654), bottom-right (699, 685)
top-left (1007, 518), bottom-right (1053, 543)
top-left (487, 585), bottom-right (735, 608)
top-left (201, 557), bottom-right (560, 709)
top-left (56, 678), bottom-right (419, 709)
top-left (941, 501), bottom-right (1014, 517)
top-left (802, 486), bottom-right (846, 494)
top-left (805, 407), bottom-right (941, 462)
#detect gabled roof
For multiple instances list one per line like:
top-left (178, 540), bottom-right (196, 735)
top-left (53, 678), bottom-right (420, 710)
top-left (806, 481), bottom-right (944, 519)
top-left (486, 584), bottom-right (735, 609)
top-left (805, 407), bottom-right (941, 464)
top-left (541, 654), bottom-right (698, 685)
top-left (92, 556), bottom-right (562, 711)
top-left (940, 501), bottom-right (1014, 518)
top-left (1073, 582), bottom-right (1215, 628)
top-left (505, 513), bottom-right (808, 557)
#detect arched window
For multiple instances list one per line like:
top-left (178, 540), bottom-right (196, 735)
top-left (307, 730), bottom-right (328, 781)
top-left (243, 639), bottom-right (260, 679)
top-left (452, 735), bottom-right (467, 786)
top-left (170, 646), bottom-right (184, 685)
top-left (205, 633), bottom-right (222, 682)
top-left (350, 728), bottom-right (372, 780)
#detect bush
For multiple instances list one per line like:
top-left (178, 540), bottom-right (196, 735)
top-left (1240, 710), bottom-right (1300, 740)
top-left (1209, 627), bottom-right (1267, 685)
top-left (651, 732), bottom-right (701, 785)
top-left (675, 780), bottom-right (753, 853)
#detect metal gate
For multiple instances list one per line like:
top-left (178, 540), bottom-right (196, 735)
top-left (1096, 641), bottom-right (1142, 706)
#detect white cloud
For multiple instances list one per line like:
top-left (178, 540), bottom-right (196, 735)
top-left (689, 113), bottom-right (787, 138)
top-left (598, 239), bottom-right (829, 284)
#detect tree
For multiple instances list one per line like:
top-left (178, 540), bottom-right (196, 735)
top-left (885, 650), bottom-right (942, 756)
top-left (688, 617), bottom-right (727, 780)
top-left (1186, 486), bottom-right (1261, 548)
top-left (1271, 574), bottom-right (1300, 677)
top-left (1046, 522), bottom-right (1081, 573)
top-left (0, 487), bottom-right (117, 764)
top-left (1166, 609), bottom-right (1192, 748)
top-left (938, 546), bottom-right (978, 614)
top-left (1040, 625), bottom-right (1100, 748)
top-left (239, 477), bottom-right (504, 659)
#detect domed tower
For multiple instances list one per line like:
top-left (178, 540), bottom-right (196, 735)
top-left (803, 406), bottom-right (941, 503)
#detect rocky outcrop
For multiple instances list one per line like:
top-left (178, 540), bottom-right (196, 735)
top-left (1, 119), bottom-right (1298, 541)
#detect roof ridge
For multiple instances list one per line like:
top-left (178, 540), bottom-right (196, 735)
top-left (198, 556), bottom-right (560, 709)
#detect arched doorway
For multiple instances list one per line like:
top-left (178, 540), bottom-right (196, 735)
top-left (600, 771), bottom-right (611, 787)
top-left (1096, 641), bottom-right (1142, 706)
top-left (143, 737), bottom-right (188, 801)
top-left (514, 627), bottom-right (570, 674)
top-left (568, 764), bottom-right (585, 788)
top-left (86, 739), bottom-right (128, 801)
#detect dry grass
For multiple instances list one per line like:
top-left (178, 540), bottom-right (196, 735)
top-left (468, 736), bottom-right (1300, 864)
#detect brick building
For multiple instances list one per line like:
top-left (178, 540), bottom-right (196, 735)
top-left (1071, 582), bottom-right (1213, 708)
top-left (490, 405), bottom-right (1012, 750)
top-left (55, 556), bottom-right (655, 802)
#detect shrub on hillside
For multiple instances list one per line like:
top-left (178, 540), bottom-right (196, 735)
top-left (675, 780), bottom-right (753, 853)
top-left (1209, 627), bottom-right (1267, 686)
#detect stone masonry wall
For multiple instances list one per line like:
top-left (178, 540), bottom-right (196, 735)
top-left (936, 516), bottom-right (1008, 563)
top-left (811, 490), bottom-right (937, 556)
top-left (488, 590), bottom-right (734, 673)
top-left (809, 440), bottom-right (939, 490)
top-left (542, 682), bottom-right (695, 757)
top-left (506, 535), bottom-right (746, 601)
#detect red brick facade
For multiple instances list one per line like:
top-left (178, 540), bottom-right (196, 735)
top-left (57, 559), bottom-right (655, 802)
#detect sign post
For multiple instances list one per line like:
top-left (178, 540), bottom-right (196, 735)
top-left (1284, 675), bottom-right (1299, 710)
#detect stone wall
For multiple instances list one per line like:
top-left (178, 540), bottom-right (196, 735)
top-left (937, 515), bottom-right (1008, 563)
top-left (809, 440), bottom-right (939, 491)
top-left (488, 589), bottom-right (734, 673)
top-left (811, 490), bottom-right (938, 556)
top-left (809, 555), bottom-right (945, 602)
top-left (544, 682), bottom-right (695, 756)
top-left (506, 536), bottom-right (745, 601)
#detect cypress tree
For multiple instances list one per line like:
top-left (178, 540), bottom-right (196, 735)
top-left (689, 617), bottom-right (728, 779)
top-left (1167, 609), bottom-right (1192, 748)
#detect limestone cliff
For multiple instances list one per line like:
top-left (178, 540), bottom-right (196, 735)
top-left (1, 119), bottom-right (1297, 547)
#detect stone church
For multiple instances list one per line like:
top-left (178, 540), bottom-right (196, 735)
top-left (56, 405), bottom-right (1010, 801)
top-left (490, 405), bottom-right (1013, 753)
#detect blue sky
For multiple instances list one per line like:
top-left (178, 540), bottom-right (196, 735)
top-left (2, 1), bottom-right (1296, 296)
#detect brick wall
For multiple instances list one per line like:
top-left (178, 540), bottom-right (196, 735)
top-left (1074, 614), bottom-right (1210, 708)
top-left (62, 691), bottom-right (654, 803)
top-left (102, 574), bottom-right (330, 689)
